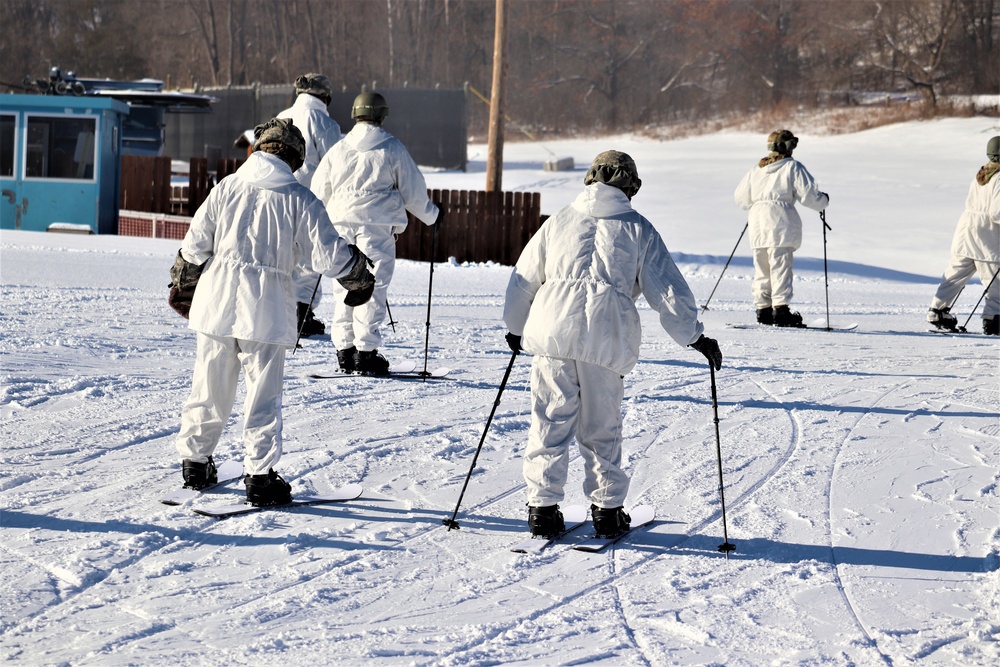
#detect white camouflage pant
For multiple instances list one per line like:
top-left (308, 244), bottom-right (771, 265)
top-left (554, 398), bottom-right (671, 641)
top-left (329, 224), bottom-right (396, 352)
top-left (523, 355), bottom-right (629, 509)
top-left (930, 255), bottom-right (1000, 318)
top-left (752, 246), bottom-right (795, 309)
top-left (175, 333), bottom-right (286, 476)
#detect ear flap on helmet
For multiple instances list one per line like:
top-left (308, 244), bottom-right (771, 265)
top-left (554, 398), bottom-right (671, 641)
top-left (767, 130), bottom-right (798, 155)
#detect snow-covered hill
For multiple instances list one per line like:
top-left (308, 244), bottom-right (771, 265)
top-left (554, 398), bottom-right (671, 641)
top-left (2, 117), bottom-right (998, 666)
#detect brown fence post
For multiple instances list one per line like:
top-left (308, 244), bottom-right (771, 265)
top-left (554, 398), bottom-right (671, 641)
top-left (188, 158), bottom-right (210, 214)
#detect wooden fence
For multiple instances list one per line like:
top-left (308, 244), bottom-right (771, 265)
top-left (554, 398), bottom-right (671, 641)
top-left (118, 155), bottom-right (544, 264)
top-left (398, 189), bottom-right (542, 264)
top-left (120, 155), bottom-right (234, 217)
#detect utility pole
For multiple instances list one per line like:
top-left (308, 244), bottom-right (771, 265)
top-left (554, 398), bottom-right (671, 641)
top-left (485, 0), bottom-right (507, 192)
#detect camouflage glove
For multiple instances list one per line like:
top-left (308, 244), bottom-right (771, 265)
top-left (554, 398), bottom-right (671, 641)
top-left (689, 335), bottom-right (722, 370)
top-left (338, 244), bottom-right (376, 307)
top-left (167, 249), bottom-right (205, 319)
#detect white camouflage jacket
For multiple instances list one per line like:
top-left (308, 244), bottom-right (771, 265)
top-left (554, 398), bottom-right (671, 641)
top-left (950, 167), bottom-right (1000, 263)
top-left (504, 182), bottom-right (704, 376)
top-left (311, 122), bottom-right (438, 231)
top-left (276, 94), bottom-right (342, 189)
top-left (734, 157), bottom-right (829, 250)
top-left (181, 151), bottom-right (355, 346)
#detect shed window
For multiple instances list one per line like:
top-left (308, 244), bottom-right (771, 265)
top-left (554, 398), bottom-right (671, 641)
top-left (0, 115), bottom-right (13, 177)
top-left (26, 116), bottom-right (96, 180)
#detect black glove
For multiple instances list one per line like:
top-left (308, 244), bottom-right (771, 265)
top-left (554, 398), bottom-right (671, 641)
top-left (505, 332), bottom-right (522, 354)
top-left (337, 244), bottom-right (376, 307)
top-left (821, 192), bottom-right (830, 203)
top-left (434, 207), bottom-right (445, 226)
top-left (167, 249), bottom-right (205, 319)
top-left (690, 334), bottom-right (722, 370)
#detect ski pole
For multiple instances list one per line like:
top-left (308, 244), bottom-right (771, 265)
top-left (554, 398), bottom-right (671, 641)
top-left (419, 222), bottom-right (437, 378)
top-left (821, 210), bottom-right (832, 331)
top-left (702, 222), bottom-right (748, 311)
top-left (292, 275), bottom-right (323, 354)
top-left (443, 349), bottom-right (520, 531)
top-left (386, 298), bottom-right (397, 333)
top-left (709, 363), bottom-right (736, 558)
top-left (957, 266), bottom-right (1000, 333)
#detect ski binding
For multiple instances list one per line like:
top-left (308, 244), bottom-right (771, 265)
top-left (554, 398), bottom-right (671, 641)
top-left (510, 505), bottom-right (588, 553)
top-left (160, 460), bottom-right (244, 506)
top-left (572, 505), bottom-right (655, 552)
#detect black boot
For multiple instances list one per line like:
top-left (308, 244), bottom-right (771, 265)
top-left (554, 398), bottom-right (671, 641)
top-left (756, 307), bottom-right (774, 325)
top-left (773, 305), bottom-right (804, 328)
top-left (528, 505), bottom-right (565, 538)
top-left (337, 346), bottom-right (357, 373)
top-left (296, 302), bottom-right (326, 338)
top-left (926, 307), bottom-right (958, 331)
top-left (244, 469), bottom-right (292, 507)
top-left (591, 505), bottom-right (631, 539)
top-left (354, 349), bottom-right (391, 376)
top-left (984, 314), bottom-right (999, 336)
top-left (182, 457), bottom-right (218, 490)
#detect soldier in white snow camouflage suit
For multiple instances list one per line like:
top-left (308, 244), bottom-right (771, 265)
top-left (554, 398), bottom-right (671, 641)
top-left (504, 150), bottom-right (723, 540)
top-left (277, 73), bottom-right (344, 340)
top-left (926, 135), bottom-right (1000, 335)
top-left (734, 129), bottom-right (829, 327)
top-left (311, 91), bottom-right (441, 376)
top-left (171, 118), bottom-right (374, 507)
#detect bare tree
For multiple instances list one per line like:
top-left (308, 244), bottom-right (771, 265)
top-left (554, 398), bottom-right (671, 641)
top-left (867, 0), bottom-right (963, 107)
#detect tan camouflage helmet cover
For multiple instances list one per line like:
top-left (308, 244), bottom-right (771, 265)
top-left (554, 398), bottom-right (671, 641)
top-left (294, 73), bottom-right (333, 100)
top-left (253, 117), bottom-right (306, 171)
top-left (767, 129), bottom-right (798, 154)
top-left (584, 150), bottom-right (642, 199)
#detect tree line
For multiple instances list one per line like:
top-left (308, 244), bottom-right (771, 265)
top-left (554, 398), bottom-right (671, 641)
top-left (2, 0), bottom-right (996, 136)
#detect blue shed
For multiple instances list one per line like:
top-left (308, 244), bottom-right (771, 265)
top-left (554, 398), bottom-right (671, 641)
top-left (1, 94), bottom-right (128, 234)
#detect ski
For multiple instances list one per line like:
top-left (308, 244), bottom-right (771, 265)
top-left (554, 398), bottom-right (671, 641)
top-left (309, 360), bottom-right (453, 380)
top-left (728, 321), bottom-right (858, 331)
top-left (392, 367), bottom-right (452, 379)
top-left (927, 328), bottom-right (995, 338)
top-left (572, 505), bottom-right (656, 553)
top-left (159, 460), bottom-right (244, 506)
top-left (510, 505), bottom-right (588, 554)
top-left (192, 483), bottom-right (363, 519)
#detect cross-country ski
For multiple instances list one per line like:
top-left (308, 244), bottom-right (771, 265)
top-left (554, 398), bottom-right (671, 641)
top-left (727, 321), bottom-right (858, 331)
top-left (308, 363), bottom-right (452, 380)
top-left (192, 483), bottom-right (363, 519)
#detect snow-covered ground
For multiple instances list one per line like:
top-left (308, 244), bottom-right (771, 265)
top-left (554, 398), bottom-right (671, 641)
top-left (2, 117), bottom-right (998, 666)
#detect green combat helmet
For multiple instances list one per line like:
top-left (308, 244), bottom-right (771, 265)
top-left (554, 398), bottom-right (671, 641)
top-left (584, 150), bottom-right (642, 200)
top-left (767, 129), bottom-right (798, 155)
top-left (987, 136), bottom-right (1000, 163)
top-left (352, 92), bottom-right (389, 124)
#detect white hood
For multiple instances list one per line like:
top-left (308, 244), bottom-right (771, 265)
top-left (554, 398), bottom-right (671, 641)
top-left (571, 182), bottom-right (635, 218)
top-left (344, 122), bottom-right (393, 152)
top-left (236, 151), bottom-right (298, 190)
